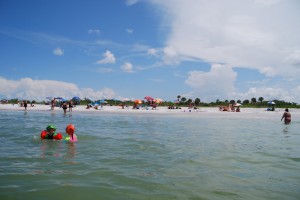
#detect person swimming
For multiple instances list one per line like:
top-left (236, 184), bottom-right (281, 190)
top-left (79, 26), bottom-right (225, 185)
top-left (65, 124), bottom-right (77, 142)
top-left (40, 124), bottom-right (63, 140)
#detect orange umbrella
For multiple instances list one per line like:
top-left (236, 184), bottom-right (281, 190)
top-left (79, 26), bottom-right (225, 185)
top-left (134, 99), bottom-right (142, 104)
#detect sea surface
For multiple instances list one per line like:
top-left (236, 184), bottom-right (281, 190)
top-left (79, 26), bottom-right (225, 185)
top-left (0, 110), bottom-right (299, 200)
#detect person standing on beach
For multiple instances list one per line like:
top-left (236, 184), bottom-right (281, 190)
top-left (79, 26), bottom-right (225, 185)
top-left (69, 100), bottom-right (73, 112)
top-left (24, 101), bottom-right (28, 111)
top-left (62, 102), bottom-right (68, 114)
top-left (51, 98), bottom-right (55, 110)
top-left (281, 108), bottom-right (291, 124)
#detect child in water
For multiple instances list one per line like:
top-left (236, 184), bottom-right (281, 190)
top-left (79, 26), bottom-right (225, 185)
top-left (41, 124), bottom-right (63, 140)
top-left (65, 124), bottom-right (78, 142)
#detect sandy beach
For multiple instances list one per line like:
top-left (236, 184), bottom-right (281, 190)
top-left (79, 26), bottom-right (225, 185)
top-left (1, 103), bottom-right (299, 116)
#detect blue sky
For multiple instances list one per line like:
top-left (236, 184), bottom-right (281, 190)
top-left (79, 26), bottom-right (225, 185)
top-left (1, 0), bottom-right (300, 103)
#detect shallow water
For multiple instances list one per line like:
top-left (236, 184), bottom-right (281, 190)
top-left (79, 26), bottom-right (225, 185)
top-left (0, 110), bottom-right (299, 200)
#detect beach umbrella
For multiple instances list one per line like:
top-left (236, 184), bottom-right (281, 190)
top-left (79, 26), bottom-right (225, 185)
top-left (72, 96), bottom-right (81, 101)
top-left (98, 100), bottom-right (107, 104)
top-left (144, 96), bottom-right (154, 101)
top-left (233, 103), bottom-right (242, 107)
top-left (154, 98), bottom-right (163, 103)
top-left (268, 101), bottom-right (275, 105)
top-left (134, 99), bottom-right (142, 104)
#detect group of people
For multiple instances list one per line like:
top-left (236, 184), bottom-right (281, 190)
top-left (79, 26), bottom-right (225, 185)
top-left (219, 104), bottom-right (240, 112)
top-left (51, 98), bottom-right (74, 113)
top-left (19, 100), bottom-right (34, 111)
top-left (41, 124), bottom-right (77, 142)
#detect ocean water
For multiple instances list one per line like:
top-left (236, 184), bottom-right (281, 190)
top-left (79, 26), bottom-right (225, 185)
top-left (0, 110), bottom-right (299, 200)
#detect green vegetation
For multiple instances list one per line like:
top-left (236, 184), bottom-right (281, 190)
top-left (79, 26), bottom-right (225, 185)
top-left (1, 96), bottom-right (299, 109)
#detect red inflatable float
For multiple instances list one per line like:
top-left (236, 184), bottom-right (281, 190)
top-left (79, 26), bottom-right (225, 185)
top-left (40, 124), bottom-right (63, 140)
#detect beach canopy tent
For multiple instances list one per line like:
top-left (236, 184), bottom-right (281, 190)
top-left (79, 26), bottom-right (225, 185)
top-left (144, 96), bottom-right (154, 101)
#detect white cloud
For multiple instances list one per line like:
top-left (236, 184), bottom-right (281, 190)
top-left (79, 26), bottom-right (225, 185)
top-left (254, 0), bottom-right (281, 6)
top-left (184, 63), bottom-right (300, 102)
top-left (125, 0), bottom-right (140, 6)
top-left (185, 64), bottom-right (237, 101)
top-left (235, 87), bottom-right (291, 102)
top-left (162, 46), bottom-right (180, 64)
top-left (150, 0), bottom-right (300, 78)
top-left (0, 77), bottom-right (116, 101)
top-left (96, 67), bottom-right (114, 73)
top-left (126, 28), bottom-right (133, 34)
top-left (121, 62), bottom-right (134, 73)
top-left (147, 78), bottom-right (164, 83)
top-left (53, 47), bottom-right (64, 56)
top-left (147, 48), bottom-right (158, 56)
top-left (96, 50), bottom-right (116, 64)
top-left (88, 29), bottom-right (101, 34)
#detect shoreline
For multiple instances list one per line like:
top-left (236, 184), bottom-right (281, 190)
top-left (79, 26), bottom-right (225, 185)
top-left (0, 103), bottom-right (298, 115)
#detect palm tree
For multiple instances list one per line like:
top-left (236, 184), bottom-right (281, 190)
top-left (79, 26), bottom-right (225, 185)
top-left (181, 97), bottom-right (186, 103)
top-left (243, 99), bottom-right (250, 104)
top-left (177, 95), bottom-right (181, 101)
top-left (195, 98), bottom-right (200, 105)
top-left (251, 97), bottom-right (257, 105)
top-left (258, 97), bottom-right (264, 104)
top-left (187, 99), bottom-right (193, 105)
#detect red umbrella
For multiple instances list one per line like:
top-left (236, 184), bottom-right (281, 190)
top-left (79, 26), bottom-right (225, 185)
top-left (144, 96), bottom-right (154, 101)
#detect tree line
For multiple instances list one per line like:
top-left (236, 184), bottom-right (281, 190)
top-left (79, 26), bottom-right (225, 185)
top-left (175, 95), bottom-right (299, 108)
top-left (1, 96), bottom-right (299, 108)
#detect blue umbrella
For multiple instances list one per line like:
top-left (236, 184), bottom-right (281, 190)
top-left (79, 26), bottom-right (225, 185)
top-left (98, 100), bottom-right (107, 104)
top-left (72, 96), bottom-right (81, 101)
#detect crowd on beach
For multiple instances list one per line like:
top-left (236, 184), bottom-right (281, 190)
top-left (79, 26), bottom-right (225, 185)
top-left (219, 104), bottom-right (241, 112)
top-left (50, 98), bottom-right (74, 113)
top-left (0, 98), bottom-right (293, 125)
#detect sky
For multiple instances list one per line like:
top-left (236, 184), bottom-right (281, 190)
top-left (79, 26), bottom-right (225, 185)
top-left (1, 0), bottom-right (300, 103)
